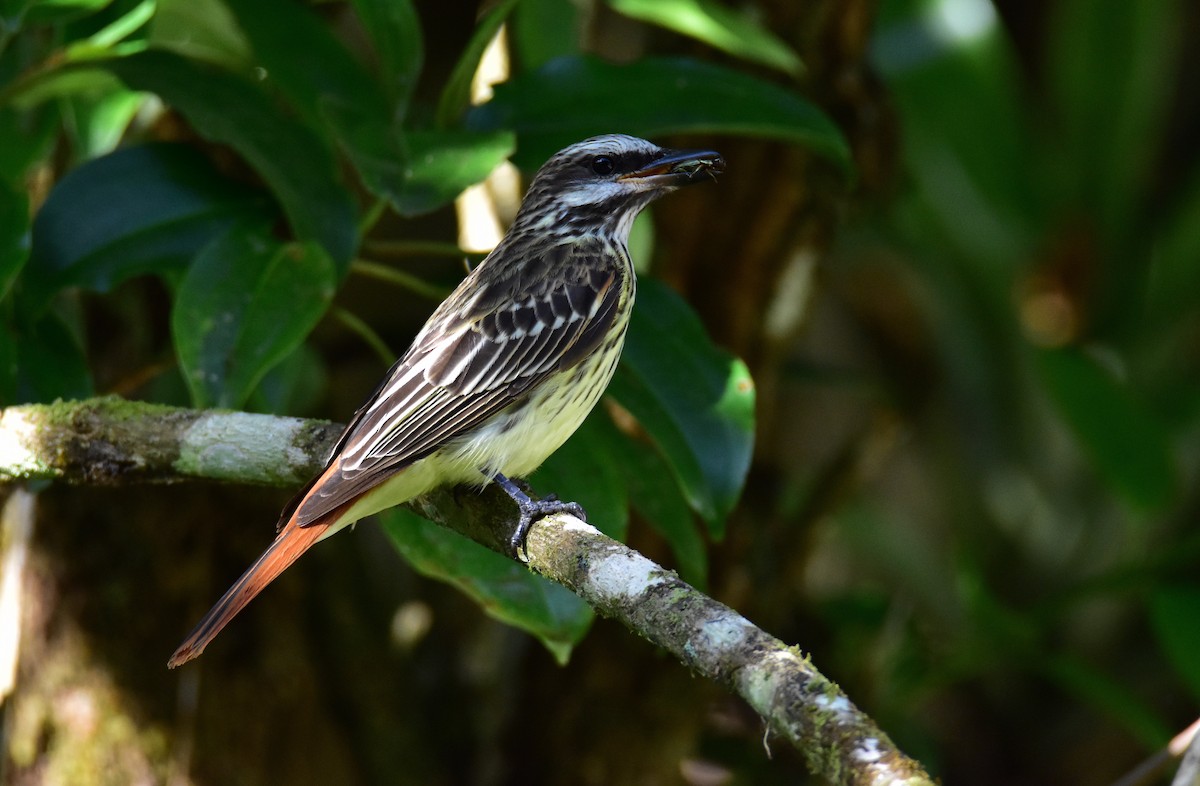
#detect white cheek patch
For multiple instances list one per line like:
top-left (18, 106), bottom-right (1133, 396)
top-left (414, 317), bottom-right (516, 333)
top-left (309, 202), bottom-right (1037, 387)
top-left (556, 180), bottom-right (625, 208)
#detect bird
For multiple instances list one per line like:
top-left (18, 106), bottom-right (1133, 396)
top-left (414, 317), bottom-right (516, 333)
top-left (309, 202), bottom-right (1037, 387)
top-left (168, 134), bottom-right (724, 668)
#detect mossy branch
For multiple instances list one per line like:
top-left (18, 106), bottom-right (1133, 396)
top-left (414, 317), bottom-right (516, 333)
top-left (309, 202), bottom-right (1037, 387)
top-left (0, 397), bottom-right (934, 786)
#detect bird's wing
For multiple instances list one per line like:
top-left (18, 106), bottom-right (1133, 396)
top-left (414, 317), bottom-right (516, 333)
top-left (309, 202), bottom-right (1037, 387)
top-left (289, 242), bottom-right (625, 526)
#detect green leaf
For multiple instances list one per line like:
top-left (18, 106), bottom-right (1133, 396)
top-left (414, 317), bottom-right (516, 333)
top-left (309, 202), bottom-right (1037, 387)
top-left (512, 0), bottom-right (581, 71)
top-left (12, 310), bottom-right (93, 403)
top-left (103, 50), bottom-right (358, 271)
top-left (607, 0), bottom-right (803, 76)
top-left (530, 412), bottom-right (629, 542)
top-left (607, 280), bottom-right (755, 533)
top-left (434, 0), bottom-right (518, 129)
top-left (1150, 585), bottom-right (1200, 703)
top-left (0, 181), bottom-right (29, 301)
top-left (467, 55), bottom-right (849, 171)
top-left (390, 129), bottom-right (514, 216)
top-left (149, 0), bottom-right (252, 67)
top-left (381, 508), bottom-right (592, 664)
top-left (591, 412), bottom-right (708, 585)
top-left (0, 105), bottom-right (59, 188)
top-left (246, 342), bottom-right (328, 416)
top-left (872, 0), bottom-right (1039, 270)
top-left (172, 225), bottom-right (336, 409)
top-left (62, 86), bottom-right (145, 160)
top-left (1035, 347), bottom-right (1175, 511)
top-left (26, 143), bottom-right (271, 307)
top-left (221, 0), bottom-right (410, 205)
top-left (349, 0), bottom-right (422, 116)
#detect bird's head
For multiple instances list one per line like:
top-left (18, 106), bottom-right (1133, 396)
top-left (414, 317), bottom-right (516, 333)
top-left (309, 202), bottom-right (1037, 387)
top-left (512, 134), bottom-right (724, 241)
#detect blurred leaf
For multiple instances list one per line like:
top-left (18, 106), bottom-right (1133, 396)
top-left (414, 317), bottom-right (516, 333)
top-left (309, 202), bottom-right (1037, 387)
top-left (467, 55), bottom-right (850, 171)
top-left (512, 0), bottom-right (580, 71)
top-left (434, 0), bottom-right (518, 129)
top-left (1150, 585), bottom-right (1200, 703)
top-left (27, 143), bottom-right (271, 307)
top-left (62, 86), bottom-right (144, 160)
top-left (1047, 0), bottom-right (1183, 236)
top-left (172, 226), bottom-right (336, 409)
top-left (1042, 654), bottom-right (1171, 748)
top-left (63, 0), bottom-right (153, 58)
top-left (607, 280), bottom-right (755, 533)
top-left (1035, 348), bottom-right (1174, 511)
top-left (104, 50), bottom-right (359, 270)
top-left (13, 310), bottom-right (93, 403)
top-left (390, 129), bottom-right (514, 216)
top-left (349, 0), bottom-right (422, 116)
top-left (1148, 165), bottom-right (1200, 324)
top-left (0, 181), bottom-right (28, 301)
top-left (531, 412), bottom-right (629, 542)
top-left (24, 0), bottom-right (113, 24)
top-left (222, 0), bottom-right (407, 200)
top-left (608, 0), bottom-right (803, 76)
top-left (0, 105), bottom-right (58, 187)
top-left (382, 508), bottom-right (592, 664)
top-left (872, 0), bottom-right (1038, 269)
top-left (149, 0), bottom-right (251, 67)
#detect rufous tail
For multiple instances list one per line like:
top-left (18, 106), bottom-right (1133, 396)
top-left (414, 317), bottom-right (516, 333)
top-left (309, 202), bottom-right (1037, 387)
top-left (167, 513), bottom-right (333, 668)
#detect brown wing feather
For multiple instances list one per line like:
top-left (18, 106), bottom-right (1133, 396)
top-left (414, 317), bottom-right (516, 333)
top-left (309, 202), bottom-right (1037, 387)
top-left (292, 240), bottom-right (626, 527)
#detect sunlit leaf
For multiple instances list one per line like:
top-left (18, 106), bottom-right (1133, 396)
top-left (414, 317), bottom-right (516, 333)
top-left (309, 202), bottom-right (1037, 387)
top-left (173, 225), bottom-right (336, 409)
top-left (26, 143), bottom-right (271, 307)
top-left (608, 0), bottom-right (803, 76)
top-left (467, 55), bottom-right (849, 171)
top-left (390, 129), bottom-right (514, 216)
top-left (607, 280), bottom-right (755, 534)
top-left (382, 508), bottom-right (592, 664)
top-left (149, 0), bottom-right (252, 67)
top-left (104, 50), bottom-right (359, 271)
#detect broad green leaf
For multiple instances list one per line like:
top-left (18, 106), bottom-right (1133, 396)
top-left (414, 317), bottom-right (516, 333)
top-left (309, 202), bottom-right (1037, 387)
top-left (26, 143), bottom-right (271, 307)
top-left (589, 411), bottom-right (708, 585)
top-left (434, 0), bottom-right (518, 129)
top-left (149, 0), bottom-right (251, 67)
top-left (0, 181), bottom-right (28, 301)
top-left (12, 310), bottom-right (93, 403)
top-left (390, 129), bottom-right (514, 216)
top-left (1150, 585), bottom-right (1200, 703)
top-left (104, 50), bottom-right (358, 271)
top-left (382, 508), bottom-right (592, 664)
top-left (466, 55), bottom-right (849, 171)
top-left (530, 412), bottom-right (629, 542)
top-left (223, 0), bottom-right (411, 206)
top-left (173, 226), bottom-right (336, 409)
top-left (246, 342), bottom-right (328, 416)
top-left (1035, 348), bottom-right (1174, 511)
top-left (349, 0), bottom-right (422, 116)
top-left (608, 0), bottom-right (803, 77)
top-left (607, 280), bottom-right (755, 533)
top-left (512, 0), bottom-right (581, 71)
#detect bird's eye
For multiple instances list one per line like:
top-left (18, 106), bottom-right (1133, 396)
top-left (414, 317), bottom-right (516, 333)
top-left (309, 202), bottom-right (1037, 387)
top-left (591, 156), bottom-right (615, 176)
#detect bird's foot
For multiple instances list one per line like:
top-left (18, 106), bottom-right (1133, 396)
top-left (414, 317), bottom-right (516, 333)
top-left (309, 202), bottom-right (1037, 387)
top-left (492, 473), bottom-right (587, 560)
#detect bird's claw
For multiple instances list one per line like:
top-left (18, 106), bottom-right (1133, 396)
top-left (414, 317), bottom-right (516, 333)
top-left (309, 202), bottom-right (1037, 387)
top-left (510, 497), bottom-right (587, 560)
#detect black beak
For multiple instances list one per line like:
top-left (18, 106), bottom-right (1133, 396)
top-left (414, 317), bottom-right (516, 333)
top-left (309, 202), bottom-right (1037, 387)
top-left (620, 148), bottom-right (725, 186)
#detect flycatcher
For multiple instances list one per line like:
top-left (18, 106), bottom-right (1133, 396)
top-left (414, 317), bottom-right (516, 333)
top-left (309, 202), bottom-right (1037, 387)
top-left (169, 134), bottom-right (724, 667)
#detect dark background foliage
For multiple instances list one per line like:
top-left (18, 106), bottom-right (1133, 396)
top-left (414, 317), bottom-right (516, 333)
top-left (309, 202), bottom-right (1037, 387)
top-left (1, 0), bottom-right (1198, 784)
